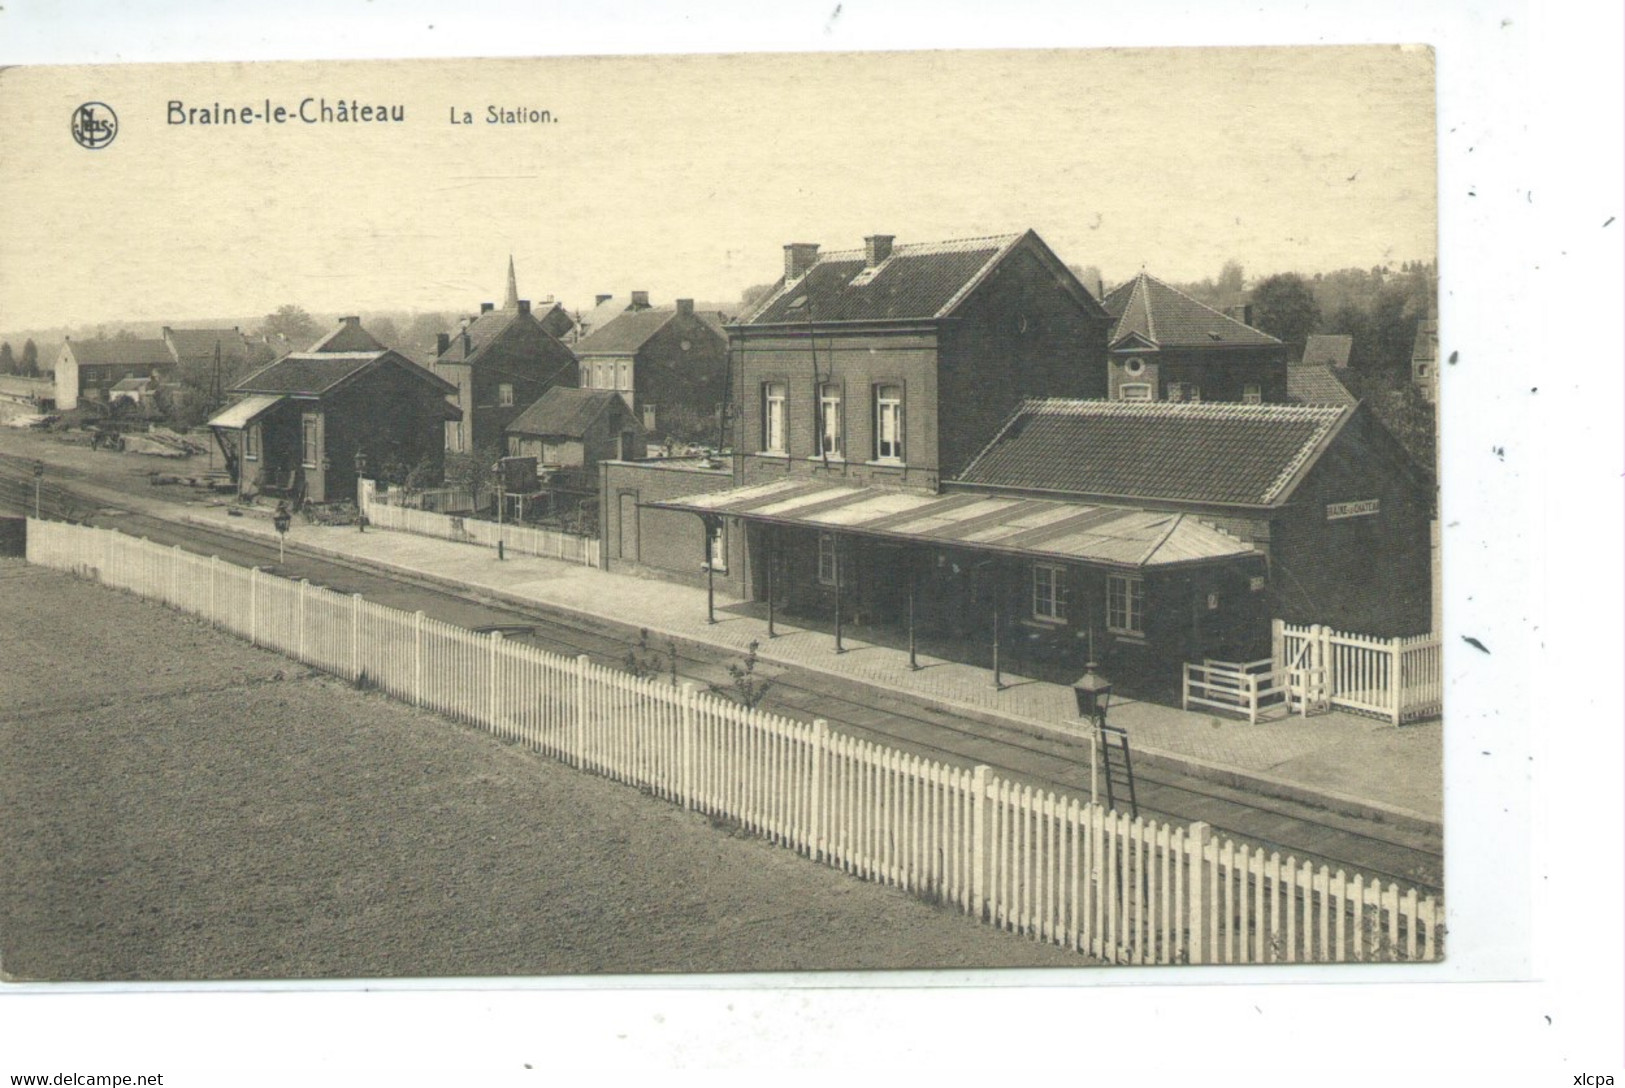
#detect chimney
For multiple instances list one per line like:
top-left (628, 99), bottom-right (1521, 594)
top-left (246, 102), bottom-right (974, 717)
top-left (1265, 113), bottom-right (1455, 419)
top-left (864, 235), bottom-right (894, 267)
top-left (1098, 277), bottom-right (1106, 301)
top-left (784, 242), bottom-right (820, 281)
top-left (342, 316), bottom-right (361, 328)
top-left (596, 294), bottom-right (613, 306)
top-left (675, 298), bottom-right (695, 316)
top-left (517, 299), bottom-right (531, 315)
top-left (436, 332), bottom-right (450, 355)
top-left (630, 291), bottom-right (651, 311)
top-left (480, 302), bottom-right (494, 314)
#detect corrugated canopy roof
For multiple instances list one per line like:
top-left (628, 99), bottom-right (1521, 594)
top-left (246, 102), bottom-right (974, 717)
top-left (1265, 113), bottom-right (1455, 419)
top-left (957, 399), bottom-right (1349, 508)
top-left (1102, 273), bottom-right (1281, 350)
top-left (206, 393), bottom-right (286, 430)
top-left (648, 479), bottom-right (1259, 570)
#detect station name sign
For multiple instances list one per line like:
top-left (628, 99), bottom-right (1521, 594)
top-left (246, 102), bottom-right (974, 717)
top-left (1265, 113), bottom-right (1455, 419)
top-left (1326, 499), bottom-right (1380, 521)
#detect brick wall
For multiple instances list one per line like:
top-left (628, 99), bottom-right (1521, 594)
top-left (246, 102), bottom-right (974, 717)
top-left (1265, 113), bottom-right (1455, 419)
top-left (599, 459), bottom-right (744, 595)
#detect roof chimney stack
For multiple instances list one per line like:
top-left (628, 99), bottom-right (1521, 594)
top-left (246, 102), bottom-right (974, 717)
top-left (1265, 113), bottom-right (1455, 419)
top-left (675, 298), bottom-right (695, 317)
top-left (342, 316), bottom-right (360, 328)
top-left (784, 242), bottom-right (820, 281)
top-left (864, 235), bottom-right (895, 267)
top-left (629, 291), bottom-right (651, 311)
top-left (517, 299), bottom-right (531, 315)
top-left (436, 332), bottom-right (450, 355)
top-left (596, 294), bottom-right (612, 306)
top-left (480, 302), bottom-right (494, 314)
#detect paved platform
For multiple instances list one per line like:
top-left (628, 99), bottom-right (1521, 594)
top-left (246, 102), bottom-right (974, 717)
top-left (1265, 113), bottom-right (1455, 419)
top-left (172, 505), bottom-right (1443, 830)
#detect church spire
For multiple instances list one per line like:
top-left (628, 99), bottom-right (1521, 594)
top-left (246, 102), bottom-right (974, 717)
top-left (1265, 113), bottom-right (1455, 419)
top-left (504, 254), bottom-right (519, 310)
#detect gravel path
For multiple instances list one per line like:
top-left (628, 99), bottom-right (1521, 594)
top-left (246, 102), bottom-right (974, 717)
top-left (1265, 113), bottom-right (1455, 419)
top-left (0, 561), bottom-right (1090, 979)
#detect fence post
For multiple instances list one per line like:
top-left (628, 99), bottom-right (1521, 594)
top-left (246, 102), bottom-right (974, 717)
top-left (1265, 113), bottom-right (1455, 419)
top-left (297, 579), bottom-right (308, 663)
top-left (1311, 624), bottom-right (1327, 697)
top-left (250, 567), bottom-right (259, 646)
top-left (488, 630), bottom-right (502, 730)
top-left (351, 593), bottom-right (362, 683)
top-left (810, 719), bottom-right (829, 859)
top-left (1390, 638), bottom-right (1403, 726)
top-left (574, 653), bottom-right (591, 769)
top-left (680, 682), bottom-right (698, 810)
top-left (1188, 821), bottom-right (1211, 964)
top-left (1271, 618), bottom-right (1284, 670)
top-left (209, 555), bottom-right (218, 627)
top-left (971, 764), bottom-right (991, 922)
top-left (413, 610), bottom-right (425, 707)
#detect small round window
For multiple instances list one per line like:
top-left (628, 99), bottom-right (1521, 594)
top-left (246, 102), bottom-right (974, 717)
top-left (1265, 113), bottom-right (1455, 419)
top-left (1125, 357), bottom-right (1145, 376)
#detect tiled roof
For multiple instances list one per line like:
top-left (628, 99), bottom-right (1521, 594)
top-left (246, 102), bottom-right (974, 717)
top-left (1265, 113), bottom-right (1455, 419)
top-left (309, 320), bottom-right (387, 354)
top-left (165, 327), bottom-right (253, 362)
top-left (65, 339), bottom-right (174, 368)
top-left (434, 309), bottom-right (519, 365)
top-left (1301, 334), bottom-right (1353, 369)
top-left (1286, 362), bottom-right (1358, 407)
top-left (506, 386), bottom-right (626, 438)
top-left (231, 350), bottom-right (457, 398)
top-left (1102, 274), bottom-right (1281, 350)
top-left (575, 309), bottom-right (675, 355)
top-left (956, 399), bottom-right (1350, 508)
top-left (649, 479), bottom-right (1257, 570)
top-left (739, 233), bottom-right (1025, 325)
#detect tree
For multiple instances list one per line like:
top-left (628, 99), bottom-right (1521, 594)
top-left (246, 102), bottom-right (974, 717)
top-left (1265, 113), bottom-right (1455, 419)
top-left (20, 339), bottom-right (38, 377)
top-left (0, 342), bottom-right (13, 374)
top-left (1250, 274), bottom-right (1321, 352)
top-left (1215, 260), bottom-right (1246, 297)
top-left (405, 312), bottom-right (453, 359)
top-left (367, 315), bottom-right (402, 350)
top-left (738, 283), bottom-right (778, 311)
top-left (259, 305), bottom-right (321, 350)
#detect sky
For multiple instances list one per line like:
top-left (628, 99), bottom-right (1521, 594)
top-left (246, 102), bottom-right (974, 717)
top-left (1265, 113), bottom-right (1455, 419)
top-left (0, 46), bottom-right (1435, 332)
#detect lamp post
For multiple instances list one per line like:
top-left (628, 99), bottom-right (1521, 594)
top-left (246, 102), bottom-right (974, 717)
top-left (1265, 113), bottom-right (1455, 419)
top-left (272, 501), bottom-right (292, 566)
top-left (1073, 661), bottom-right (1114, 808)
top-left (353, 450), bottom-right (369, 530)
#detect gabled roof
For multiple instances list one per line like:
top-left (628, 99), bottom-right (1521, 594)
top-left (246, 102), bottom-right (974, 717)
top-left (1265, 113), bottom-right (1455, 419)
top-left (64, 339), bottom-right (174, 368)
top-left (206, 393), bottom-right (285, 430)
top-left (738, 230), bottom-right (1099, 326)
top-left (574, 309), bottom-right (677, 355)
top-left (435, 308), bottom-right (519, 365)
top-left (1301, 334), bottom-right (1353, 369)
top-left (506, 386), bottom-right (630, 438)
top-left (164, 327), bottom-right (253, 363)
top-left (308, 319), bottom-right (387, 354)
top-left (1286, 362), bottom-right (1358, 408)
top-left (956, 399), bottom-right (1350, 508)
top-left (1101, 273), bottom-right (1282, 351)
top-left (231, 350), bottom-right (458, 401)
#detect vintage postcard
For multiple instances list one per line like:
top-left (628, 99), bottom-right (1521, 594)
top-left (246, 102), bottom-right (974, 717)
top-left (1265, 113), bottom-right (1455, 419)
top-left (0, 47), bottom-right (1447, 989)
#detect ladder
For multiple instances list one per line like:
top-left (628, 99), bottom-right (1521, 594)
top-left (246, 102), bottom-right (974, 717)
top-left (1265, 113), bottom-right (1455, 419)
top-left (1098, 723), bottom-right (1138, 818)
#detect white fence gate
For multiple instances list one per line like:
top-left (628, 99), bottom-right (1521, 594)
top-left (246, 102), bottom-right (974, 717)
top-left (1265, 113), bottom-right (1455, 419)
top-left (25, 519), bottom-right (1443, 964)
top-left (1274, 621), bottom-right (1442, 724)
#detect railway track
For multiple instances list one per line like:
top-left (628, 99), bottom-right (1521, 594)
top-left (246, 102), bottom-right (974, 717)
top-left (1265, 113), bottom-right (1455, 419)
top-left (0, 450), bottom-right (1445, 893)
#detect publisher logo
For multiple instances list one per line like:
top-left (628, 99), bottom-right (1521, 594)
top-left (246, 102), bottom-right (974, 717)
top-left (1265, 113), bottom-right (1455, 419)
top-left (71, 102), bottom-right (118, 149)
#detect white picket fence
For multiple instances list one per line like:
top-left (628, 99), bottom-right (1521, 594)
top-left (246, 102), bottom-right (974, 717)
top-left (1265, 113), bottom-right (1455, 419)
top-left (361, 482), bottom-right (599, 567)
top-left (26, 518), bottom-right (1443, 965)
top-left (1274, 621), bottom-right (1443, 724)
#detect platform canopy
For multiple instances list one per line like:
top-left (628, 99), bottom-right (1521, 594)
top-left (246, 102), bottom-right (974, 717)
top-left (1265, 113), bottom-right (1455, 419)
top-left (649, 479), bottom-right (1260, 570)
top-left (205, 393), bottom-right (286, 431)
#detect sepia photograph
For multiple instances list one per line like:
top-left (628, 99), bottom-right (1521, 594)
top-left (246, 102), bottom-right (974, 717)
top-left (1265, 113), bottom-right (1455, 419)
top-left (0, 45), bottom-right (1444, 980)
top-left (0, 1), bottom-right (1612, 1080)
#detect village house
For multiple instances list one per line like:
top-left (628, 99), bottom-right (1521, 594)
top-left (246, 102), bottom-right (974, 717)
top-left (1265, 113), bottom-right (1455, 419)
top-left (505, 386), bottom-right (645, 520)
top-left (574, 295), bottom-right (729, 442)
top-left (53, 337), bottom-right (177, 410)
top-left (208, 348), bottom-right (459, 507)
top-left (431, 262), bottom-right (579, 457)
top-left (646, 398), bottom-right (1431, 695)
top-left (1100, 273), bottom-right (1288, 404)
top-left (598, 229), bottom-right (1112, 590)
